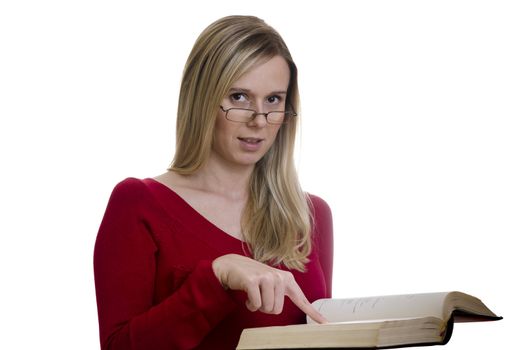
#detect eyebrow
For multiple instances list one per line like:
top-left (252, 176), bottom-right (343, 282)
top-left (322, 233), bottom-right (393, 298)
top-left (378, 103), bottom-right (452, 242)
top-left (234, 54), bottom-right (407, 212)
top-left (229, 87), bottom-right (287, 95)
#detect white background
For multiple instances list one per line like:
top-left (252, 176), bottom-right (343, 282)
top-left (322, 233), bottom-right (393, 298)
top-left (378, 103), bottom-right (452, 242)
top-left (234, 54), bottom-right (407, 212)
top-left (1, 0), bottom-right (526, 349)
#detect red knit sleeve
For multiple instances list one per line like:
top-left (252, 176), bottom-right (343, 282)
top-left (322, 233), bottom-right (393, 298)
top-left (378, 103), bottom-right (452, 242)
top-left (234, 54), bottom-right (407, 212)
top-left (93, 179), bottom-right (237, 350)
top-left (309, 194), bottom-right (334, 298)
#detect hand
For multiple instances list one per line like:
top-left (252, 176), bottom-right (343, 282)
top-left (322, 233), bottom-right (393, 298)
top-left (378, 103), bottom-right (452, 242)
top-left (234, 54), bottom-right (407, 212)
top-left (212, 254), bottom-right (327, 324)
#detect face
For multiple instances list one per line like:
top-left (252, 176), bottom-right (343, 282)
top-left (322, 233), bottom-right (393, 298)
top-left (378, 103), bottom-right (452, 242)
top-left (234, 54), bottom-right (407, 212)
top-left (211, 55), bottom-right (290, 170)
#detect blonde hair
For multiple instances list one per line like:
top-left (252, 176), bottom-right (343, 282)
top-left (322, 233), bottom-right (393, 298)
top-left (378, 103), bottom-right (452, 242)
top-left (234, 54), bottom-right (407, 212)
top-left (169, 15), bottom-right (312, 271)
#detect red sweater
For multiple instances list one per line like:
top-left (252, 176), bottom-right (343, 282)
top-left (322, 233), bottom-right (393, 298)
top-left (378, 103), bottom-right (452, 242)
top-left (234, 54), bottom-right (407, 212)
top-left (94, 178), bottom-right (333, 350)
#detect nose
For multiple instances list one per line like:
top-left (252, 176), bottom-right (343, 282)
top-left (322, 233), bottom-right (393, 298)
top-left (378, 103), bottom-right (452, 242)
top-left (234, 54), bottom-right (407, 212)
top-left (248, 105), bottom-right (268, 128)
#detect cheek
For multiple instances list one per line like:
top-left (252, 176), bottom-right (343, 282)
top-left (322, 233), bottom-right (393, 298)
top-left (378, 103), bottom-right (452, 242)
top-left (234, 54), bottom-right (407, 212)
top-left (214, 112), bottom-right (226, 132)
top-left (269, 125), bottom-right (282, 140)
top-left (213, 116), bottom-right (239, 147)
top-left (214, 114), bottom-right (231, 138)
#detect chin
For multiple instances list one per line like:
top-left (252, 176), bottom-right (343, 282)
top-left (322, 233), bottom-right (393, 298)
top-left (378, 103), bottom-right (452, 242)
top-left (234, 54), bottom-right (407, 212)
top-left (237, 157), bottom-right (263, 167)
top-left (234, 153), bottom-right (267, 167)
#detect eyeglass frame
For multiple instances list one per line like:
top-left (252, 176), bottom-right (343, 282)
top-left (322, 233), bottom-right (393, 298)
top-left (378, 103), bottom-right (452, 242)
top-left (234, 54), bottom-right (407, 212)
top-left (219, 105), bottom-right (297, 125)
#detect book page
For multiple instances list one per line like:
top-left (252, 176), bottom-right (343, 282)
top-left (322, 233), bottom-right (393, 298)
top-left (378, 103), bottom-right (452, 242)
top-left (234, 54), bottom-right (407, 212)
top-left (309, 292), bottom-right (450, 324)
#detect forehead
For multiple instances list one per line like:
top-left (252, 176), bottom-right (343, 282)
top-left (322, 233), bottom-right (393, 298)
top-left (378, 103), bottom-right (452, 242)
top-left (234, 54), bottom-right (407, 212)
top-left (231, 55), bottom-right (290, 93)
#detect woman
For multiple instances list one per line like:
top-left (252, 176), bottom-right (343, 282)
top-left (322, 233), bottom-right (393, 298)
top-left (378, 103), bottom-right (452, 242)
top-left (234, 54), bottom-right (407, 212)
top-left (94, 15), bottom-right (333, 350)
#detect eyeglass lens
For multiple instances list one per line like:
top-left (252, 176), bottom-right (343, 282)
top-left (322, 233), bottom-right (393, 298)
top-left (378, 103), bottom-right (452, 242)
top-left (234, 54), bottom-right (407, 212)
top-left (227, 109), bottom-right (286, 124)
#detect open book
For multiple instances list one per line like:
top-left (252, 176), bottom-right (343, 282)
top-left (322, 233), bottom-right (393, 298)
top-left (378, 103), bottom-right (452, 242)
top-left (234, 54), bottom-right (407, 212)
top-left (237, 291), bottom-right (501, 349)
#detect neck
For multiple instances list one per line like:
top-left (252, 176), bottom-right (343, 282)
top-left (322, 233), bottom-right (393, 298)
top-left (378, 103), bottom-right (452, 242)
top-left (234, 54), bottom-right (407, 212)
top-left (193, 155), bottom-right (254, 200)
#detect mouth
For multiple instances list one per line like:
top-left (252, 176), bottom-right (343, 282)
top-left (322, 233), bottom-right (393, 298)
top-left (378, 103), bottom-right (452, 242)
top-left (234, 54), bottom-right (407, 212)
top-left (237, 137), bottom-right (263, 144)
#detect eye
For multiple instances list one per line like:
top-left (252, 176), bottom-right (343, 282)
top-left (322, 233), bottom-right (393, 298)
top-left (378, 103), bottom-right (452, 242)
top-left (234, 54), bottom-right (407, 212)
top-left (267, 95), bottom-right (282, 104)
top-left (230, 92), bottom-right (248, 103)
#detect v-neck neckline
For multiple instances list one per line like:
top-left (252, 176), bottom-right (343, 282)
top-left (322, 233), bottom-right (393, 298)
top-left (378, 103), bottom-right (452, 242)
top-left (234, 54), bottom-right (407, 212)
top-left (143, 178), bottom-right (250, 251)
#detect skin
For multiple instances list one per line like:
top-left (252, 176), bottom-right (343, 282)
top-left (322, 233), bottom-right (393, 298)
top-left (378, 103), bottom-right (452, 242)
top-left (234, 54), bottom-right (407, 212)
top-left (154, 55), bottom-right (327, 324)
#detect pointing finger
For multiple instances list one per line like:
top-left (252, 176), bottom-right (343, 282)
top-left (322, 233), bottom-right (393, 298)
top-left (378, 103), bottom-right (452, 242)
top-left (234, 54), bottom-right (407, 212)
top-left (286, 279), bottom-right (328, 324)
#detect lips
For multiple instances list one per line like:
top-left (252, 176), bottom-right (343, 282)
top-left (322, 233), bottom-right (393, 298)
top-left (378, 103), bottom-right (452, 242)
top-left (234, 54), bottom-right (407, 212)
top-left (237, 137), bottom-right (264, 151)
top-left (238, 137), bottom-right (263, 144)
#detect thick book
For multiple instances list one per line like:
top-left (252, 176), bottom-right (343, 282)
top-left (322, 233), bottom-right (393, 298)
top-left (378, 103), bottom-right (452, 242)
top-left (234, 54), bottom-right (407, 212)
top-left (236, 291), bottom-right (502, 349)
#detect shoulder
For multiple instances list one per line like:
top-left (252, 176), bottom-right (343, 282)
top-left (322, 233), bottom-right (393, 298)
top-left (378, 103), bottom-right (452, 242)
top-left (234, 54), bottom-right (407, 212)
top-left (306, 193), bottom-right (333, 238)
top-left (307, 193), bottom-right (332, 218)
top-left (111, 177), bottom-right (149, 195)
top-left (106, 177), bottom-right (152, 208)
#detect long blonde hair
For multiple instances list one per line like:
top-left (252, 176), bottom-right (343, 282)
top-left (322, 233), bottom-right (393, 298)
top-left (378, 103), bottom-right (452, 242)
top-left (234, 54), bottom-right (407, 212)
top-left (169, 15), bottom-right (312, 271)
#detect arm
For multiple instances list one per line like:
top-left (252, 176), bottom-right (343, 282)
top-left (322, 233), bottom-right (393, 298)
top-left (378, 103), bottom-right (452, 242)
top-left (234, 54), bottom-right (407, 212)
top-left (310, 194), bottom-right (334, 298)
top-left (93, 180), bottom-right (237, 350)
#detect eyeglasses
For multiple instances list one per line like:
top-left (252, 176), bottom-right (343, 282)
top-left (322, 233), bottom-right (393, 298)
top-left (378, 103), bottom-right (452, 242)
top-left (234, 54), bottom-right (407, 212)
top-left (219, 106), bottom-right (297, 125)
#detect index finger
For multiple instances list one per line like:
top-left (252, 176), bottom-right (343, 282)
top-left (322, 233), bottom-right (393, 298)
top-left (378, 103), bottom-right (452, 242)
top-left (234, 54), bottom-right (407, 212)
top-left (286, 281), bottom-right (328, 324)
